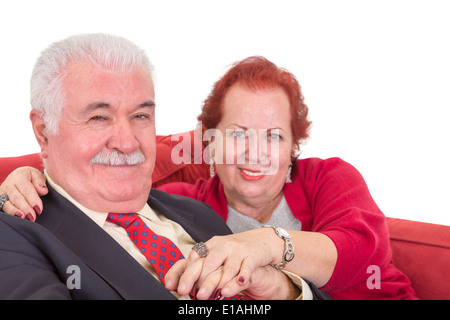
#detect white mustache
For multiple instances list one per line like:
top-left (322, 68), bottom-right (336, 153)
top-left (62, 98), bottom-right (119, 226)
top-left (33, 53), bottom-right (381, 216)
top-left (89, 150), bottom-right (146, 166)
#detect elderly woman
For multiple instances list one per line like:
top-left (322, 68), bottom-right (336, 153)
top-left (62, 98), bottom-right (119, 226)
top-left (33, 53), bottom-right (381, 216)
top-left (0, 56), bottom-right (416, 299)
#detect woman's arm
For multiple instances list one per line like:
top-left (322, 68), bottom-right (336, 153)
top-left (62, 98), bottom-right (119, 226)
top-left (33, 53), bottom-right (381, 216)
top-left (0, 167), bottom-right (47, 221)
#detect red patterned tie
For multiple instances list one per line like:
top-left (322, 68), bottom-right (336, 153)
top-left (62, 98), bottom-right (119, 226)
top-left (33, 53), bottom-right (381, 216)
top-left (107, 213), bottom-right (250, 300)
top-left (107, 213), bottom-right (183, 285)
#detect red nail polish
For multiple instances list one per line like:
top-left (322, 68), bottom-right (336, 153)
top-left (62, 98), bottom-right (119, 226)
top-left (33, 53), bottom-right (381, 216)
top-left (33, 205), bottom-right (41, 216)
top-left (193, 289), bottom-right (199, 300)
top-left (214, 288), bottom-right (222, 300)
top-left (26, 213), bottom-right (34, 221)
top-left (14, 212), bottom-right (23, 219)
top-left (238, 276), bottom-right (245, 284)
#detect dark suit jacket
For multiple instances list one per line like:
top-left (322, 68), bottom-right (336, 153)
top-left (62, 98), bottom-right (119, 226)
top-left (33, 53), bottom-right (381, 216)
top-left (0, 186), bottom-right (231, 299)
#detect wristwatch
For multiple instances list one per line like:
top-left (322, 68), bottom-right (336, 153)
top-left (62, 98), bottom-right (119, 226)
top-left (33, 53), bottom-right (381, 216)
top-left (262, 225), bottom-right (295, 269)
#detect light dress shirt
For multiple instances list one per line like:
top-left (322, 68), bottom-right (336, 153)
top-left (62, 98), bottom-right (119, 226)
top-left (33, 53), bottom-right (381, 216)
top-left (45, 171), bottom-right (311, 300)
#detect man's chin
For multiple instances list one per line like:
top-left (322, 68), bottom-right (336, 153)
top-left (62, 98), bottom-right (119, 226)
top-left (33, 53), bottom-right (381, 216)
top-left (100, 193), bottom-right (150, 213)
top-left (98, 179), bottom-right (151, 205)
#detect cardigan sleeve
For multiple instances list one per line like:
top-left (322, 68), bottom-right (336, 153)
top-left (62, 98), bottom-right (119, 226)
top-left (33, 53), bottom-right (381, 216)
top-left (295, 158), bottom-right (392, 292)
top-left (157, 176), bottom-right (229, 221)
top-left (157, 180), bottom-right (205, 199)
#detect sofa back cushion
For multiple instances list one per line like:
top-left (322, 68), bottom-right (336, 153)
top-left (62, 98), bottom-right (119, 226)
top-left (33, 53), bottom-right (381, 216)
top-left (0, 154), bottom-right (44, 184)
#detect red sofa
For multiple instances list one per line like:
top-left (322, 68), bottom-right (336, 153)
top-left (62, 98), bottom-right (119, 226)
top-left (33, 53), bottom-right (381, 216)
top-left (1, 131), bottom-right (449, 300)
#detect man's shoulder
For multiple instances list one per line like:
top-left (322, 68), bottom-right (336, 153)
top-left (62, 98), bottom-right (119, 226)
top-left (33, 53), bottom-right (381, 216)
top-left (0, 212), bottom-right (27, 244)
top-left (0, 211), bottom-right (50, 241)
top-left (0, 212), bottom-right (62, 270)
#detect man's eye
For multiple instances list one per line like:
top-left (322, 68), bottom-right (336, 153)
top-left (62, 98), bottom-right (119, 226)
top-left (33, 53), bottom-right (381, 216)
top-left (134, 114), bottom-right (149, 120)
top-left (90, 115), bottom-right (108, 121)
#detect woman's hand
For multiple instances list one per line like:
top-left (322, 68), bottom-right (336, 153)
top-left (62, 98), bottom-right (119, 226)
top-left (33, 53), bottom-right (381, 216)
top-left (0, 167), bottom-right (48, 221)
top-left (188, 229), bottom-right (283, 289)
top-left (165, 258), bottom-right (300, 300)
top-left (165, 229), bottom-right (287, 297)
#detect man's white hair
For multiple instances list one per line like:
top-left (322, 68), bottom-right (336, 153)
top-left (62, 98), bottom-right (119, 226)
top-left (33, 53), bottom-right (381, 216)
top-left (30, 33), bottom-right (154, 135)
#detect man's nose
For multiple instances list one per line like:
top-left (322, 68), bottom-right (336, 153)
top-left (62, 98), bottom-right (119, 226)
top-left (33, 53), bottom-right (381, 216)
top-left (106, 119), bottom-right (139, 153)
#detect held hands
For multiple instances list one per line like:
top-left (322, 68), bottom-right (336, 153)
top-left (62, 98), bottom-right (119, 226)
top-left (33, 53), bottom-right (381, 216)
top-left (0, 167), bottom-right (47, 221)
top-left (165, 259), bottom-right (300, 300)
top-left (165, 229), bottom-right (299, 299)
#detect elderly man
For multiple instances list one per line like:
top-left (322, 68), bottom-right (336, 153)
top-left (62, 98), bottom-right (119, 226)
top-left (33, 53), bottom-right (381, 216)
top-left (0, 34), bottom-right (310, 300)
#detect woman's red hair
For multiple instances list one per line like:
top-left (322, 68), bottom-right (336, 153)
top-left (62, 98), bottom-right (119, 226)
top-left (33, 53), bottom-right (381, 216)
top-left (198, 56), bottom-right (311, 160)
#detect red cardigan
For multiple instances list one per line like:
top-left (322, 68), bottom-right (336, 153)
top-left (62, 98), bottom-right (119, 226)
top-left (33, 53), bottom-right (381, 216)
top-left (159, 157), bottom-right (417, 300)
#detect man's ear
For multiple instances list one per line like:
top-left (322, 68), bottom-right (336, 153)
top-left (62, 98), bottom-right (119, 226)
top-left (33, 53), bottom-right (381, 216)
top-left (30, 110), bottom-right (49, 159)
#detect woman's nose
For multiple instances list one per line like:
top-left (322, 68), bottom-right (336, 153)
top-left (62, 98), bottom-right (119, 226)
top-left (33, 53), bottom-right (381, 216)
top-left (244, 131), bottom-right (272, 165)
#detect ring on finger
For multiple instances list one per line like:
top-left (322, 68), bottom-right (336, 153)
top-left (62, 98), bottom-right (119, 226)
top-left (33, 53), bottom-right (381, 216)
top-left (0, 194), bottom-right (9, 212)
top-left (192, 242), bottom-right (209, 258)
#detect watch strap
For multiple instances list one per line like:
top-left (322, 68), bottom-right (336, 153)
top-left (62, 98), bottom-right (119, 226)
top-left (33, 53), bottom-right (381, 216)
top-left (262, 225), bottom-right (295, 270)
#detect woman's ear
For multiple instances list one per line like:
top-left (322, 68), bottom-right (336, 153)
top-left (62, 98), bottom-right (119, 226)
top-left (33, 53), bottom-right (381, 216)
top-left (30, 110), bottom-right (49, 159)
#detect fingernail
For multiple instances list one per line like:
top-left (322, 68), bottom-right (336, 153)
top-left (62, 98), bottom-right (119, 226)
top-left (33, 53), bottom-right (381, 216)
top-left (214, 288), bottom-right (222, 300)
top-left (193, 289), bottom-right (199, 300)
top-left (25, 213), bottom-right (35, 221)
top-left (238, 276), bottom-right (245, 284)
top-left (14, 212), bottom-right (23, 219)
top-left (33, 205), bottom-right (41, 216)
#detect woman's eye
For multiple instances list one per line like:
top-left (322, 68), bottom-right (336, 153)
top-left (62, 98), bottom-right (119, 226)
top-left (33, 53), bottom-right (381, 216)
top-left (268, 133), bottom-right (281, 140)
top-left (230, 130), bottom-right (246, 138)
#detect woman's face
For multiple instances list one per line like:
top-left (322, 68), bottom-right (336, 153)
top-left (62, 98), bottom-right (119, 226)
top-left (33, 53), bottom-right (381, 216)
top-left (213, 84), bottom-right (294, 206)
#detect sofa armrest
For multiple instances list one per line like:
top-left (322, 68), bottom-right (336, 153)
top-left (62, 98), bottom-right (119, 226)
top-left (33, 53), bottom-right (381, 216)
top-left (387, 217), bottom-right (450, 300)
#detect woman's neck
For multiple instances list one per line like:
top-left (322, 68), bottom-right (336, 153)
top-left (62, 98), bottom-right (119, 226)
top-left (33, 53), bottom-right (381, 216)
top-left (225, 190), bottom-right (284, 223)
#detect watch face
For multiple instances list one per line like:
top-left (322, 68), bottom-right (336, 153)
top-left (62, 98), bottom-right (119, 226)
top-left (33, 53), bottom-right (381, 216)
top-left (276, 227), bottom-right (290, 239)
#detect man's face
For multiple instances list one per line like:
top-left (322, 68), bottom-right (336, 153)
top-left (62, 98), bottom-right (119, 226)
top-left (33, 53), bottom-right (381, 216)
top-left (38, 60), bottom-right (156, 213)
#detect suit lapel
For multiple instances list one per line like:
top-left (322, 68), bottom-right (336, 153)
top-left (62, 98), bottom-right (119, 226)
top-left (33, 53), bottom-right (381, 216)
top-left (37, 186), bottom-right (175, 300)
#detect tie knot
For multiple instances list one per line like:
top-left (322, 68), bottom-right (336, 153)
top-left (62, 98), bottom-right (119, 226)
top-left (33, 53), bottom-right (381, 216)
top-left (107, 212), bottom-right (139, 228)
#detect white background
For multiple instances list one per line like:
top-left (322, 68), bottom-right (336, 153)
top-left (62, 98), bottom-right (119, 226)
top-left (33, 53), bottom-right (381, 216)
top-left (1, 0), bottom-right (449, 225)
